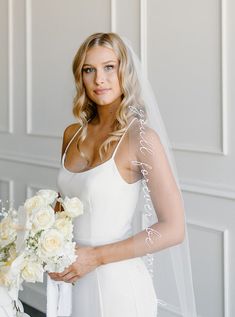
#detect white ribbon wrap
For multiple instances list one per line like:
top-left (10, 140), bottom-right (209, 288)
top-left (47, 275), bottom-right (72, 317)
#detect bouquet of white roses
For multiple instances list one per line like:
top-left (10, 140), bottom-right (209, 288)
top-left (0, 204), bottom-right (29, 316)
top-left (0, 190), bottom-right (84, 317)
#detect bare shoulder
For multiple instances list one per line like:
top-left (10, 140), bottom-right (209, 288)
top-left (141, 125), bottom-right (162, 145)
top-left (63, 123), bottom-right (81, 139)
top-left (61, 123), bottom-right (81, 155)
top-left (128, 119), bottom-right (163, 155)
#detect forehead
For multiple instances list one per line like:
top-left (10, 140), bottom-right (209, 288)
top-left (84, 46), bottom-right (118, 65)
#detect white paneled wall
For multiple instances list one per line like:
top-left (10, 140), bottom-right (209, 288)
top-left (0, 0), bottom-right (235, 316)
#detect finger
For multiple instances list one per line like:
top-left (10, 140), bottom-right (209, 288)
top-left (48, 272), bottom-right (66, 281)
top-left (48, 272), bottom-right (60, 278)
top-left (62, 272), bottom-right (77, 282)
top-left (67, 275), bottom-right (80, 284)
top-left (58, 267), bottom-right (71, 276)
top-left (49, 276), bottom-right (62, 281)
top-left (48, 273), bottom-right (57, 279)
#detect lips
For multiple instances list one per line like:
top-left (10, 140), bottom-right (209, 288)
top-left (94, 88), bottom-right (111, 95)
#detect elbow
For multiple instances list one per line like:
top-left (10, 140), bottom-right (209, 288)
top-left (171, 233), bottom-right (184, 247)
top-left (167, 219), bottom-right (185, 246)
top-left (175, 232), bottom-right (185, 245)
top-left (174, 224), bottom-right (186, 245)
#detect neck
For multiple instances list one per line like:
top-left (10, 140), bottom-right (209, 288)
top-left (94, 98), bottom-right (122, 127)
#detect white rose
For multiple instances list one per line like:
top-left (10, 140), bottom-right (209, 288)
top-left (61, 197), bottom-right (84, 218)
top-left (21, 260), bottom-right (44, 283)
top-left (36, 189), bottom-right (58, 205)
top-left (38, 229), bottom-right (64, 257)
top-left (0, 216), bottom-right (17, 248)
top-left (45, 241), bottom-right (77, 273)
top-left (56, 211), bottom-right (68, 219)
top-left (54, 217), bottom-right (73, 240)
top-left (31, 206), bottom-right (55, 232)
top-left (24, 195), bottom-right (46, 214)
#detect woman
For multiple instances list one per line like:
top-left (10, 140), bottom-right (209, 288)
top-left (48, 32), bottom-right (186, 316)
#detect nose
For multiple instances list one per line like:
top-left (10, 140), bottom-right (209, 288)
top-left (95, 68), bottom-right (105, 85)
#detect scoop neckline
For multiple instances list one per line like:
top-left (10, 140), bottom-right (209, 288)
top-left (61, 117), bottom-right (141, 185)
top-left (62, 153), bottom-right (113, 175)
top-left (61, 153), bottom-right (141, 186)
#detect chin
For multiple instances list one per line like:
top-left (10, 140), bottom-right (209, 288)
top-left (96, 99), bottom-right (118, 106)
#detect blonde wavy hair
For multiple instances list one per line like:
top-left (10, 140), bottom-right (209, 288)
top-left (72, 32), bottom-right (146, 162)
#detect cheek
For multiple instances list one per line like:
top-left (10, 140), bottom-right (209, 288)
top-left (115, 80), bottom-right (122, 94)
top-left (111, 74), bottom-right (121, 92)
top-left (82, 76), bottom-right (92, 89)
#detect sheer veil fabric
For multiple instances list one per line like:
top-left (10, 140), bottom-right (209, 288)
top-left (123, 37), bottom-right (197, 316)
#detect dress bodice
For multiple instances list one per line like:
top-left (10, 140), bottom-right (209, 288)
top-left (57, 118), bottom-right (141, 246)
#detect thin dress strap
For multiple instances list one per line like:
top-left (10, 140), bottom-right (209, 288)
top-left (111, 117), bottom-right (137, 159)
top-left (64, 126), bottom-right (82, 155)
top-left (62, 117), bottom-right (137, 164)
top-left (63, 119), bottom-right (92, 158)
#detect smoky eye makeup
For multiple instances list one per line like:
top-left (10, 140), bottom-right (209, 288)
top-left (82, 62), bottom-right (118, 74)
top-left (82, 67), bottom-right (95, 73)
top-left (104, 64), bottom-right (116, 71)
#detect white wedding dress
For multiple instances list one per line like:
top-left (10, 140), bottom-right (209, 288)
top-left (56, 118), bottom-right (158, 316)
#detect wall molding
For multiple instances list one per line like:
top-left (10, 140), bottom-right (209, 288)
top-left (25, 0), bottom-right (60, 139)
top-left (181, 178), bottom-right (235, 200)
top-left (221, 0), bottom-right (228, 156)
top-left (1, 151), bottom-right (235, 200)
top-left (173, 0), bottom-right (228, 155)
top-left (158, 302), bottom-right (185, 316)
top-left (159, 302), bottom-right (203, 317)
top-left (144, 0), bottom-right (228, 156)
top-left (25, 0), bottom-right (32, 135)
top-left (172, 142), bottom-right (227, 156)
top-left (110, 0), bottom-right (116, 32)
top-left (188, 221), bottom-right (229, 317)
top-left (8, 0), bottom-right (13, 134)
top-left (0, 0), bottom-right (13, 134)
top-left (140, 0), bottom-right (147, 75)
top-left (159, 220), bottom-right (229, 316)
top-left (0, 177), bottom-right (14, 204)
top-left (0, 150), bottom-right (59, 169)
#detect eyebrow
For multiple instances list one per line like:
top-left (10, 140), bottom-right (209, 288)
top-left (83, 60), bottom-right (117, 67)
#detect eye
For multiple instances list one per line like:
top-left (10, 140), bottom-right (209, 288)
top-left (104, 65), bottom-right (115, 71)
top-left (82, 67), bottom-right (95, 73)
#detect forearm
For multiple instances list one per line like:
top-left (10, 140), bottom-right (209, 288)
top-left (96, 221), bottom-right (185, 265)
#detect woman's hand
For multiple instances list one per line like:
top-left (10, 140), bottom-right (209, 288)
top-left (48, 245), bottom-right (100, 284)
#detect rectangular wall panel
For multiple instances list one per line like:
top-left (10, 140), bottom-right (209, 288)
top-left (147, 0), bottom-right (224, 154)
top-left (26, 0), bottom-right (110, 137)
top-left (189, 223), bottom-right (225, 317)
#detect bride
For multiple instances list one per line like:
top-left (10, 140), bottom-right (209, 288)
top-left (48, 32), bottom-right (187, 316)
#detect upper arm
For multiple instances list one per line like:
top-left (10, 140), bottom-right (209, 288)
top-left (136, 127), bottom-right (185, 236)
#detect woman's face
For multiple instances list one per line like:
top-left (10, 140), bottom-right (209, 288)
top-left (82, 46), bottom-right (122, 107)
